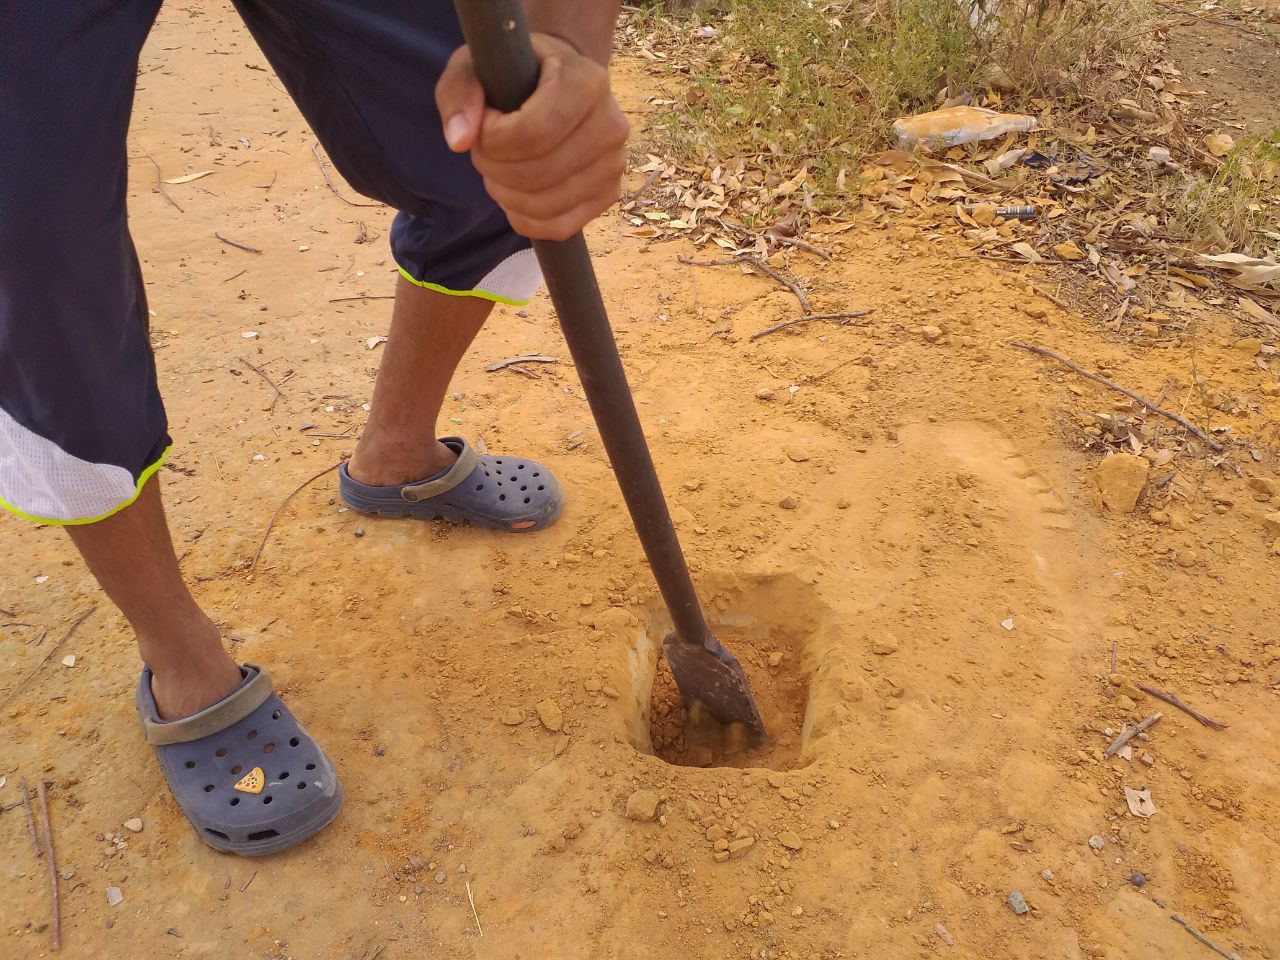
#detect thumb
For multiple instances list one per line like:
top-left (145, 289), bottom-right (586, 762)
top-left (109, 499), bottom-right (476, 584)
top-left (435, 45), bottom-right (487, 152)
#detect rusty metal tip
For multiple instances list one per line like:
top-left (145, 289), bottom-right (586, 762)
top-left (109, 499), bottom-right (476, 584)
top-left (661, 631), bottom-right (767, 743)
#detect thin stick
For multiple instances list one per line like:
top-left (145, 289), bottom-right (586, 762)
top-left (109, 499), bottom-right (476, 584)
top-left (678, 254), bottom-right (811, 314)
top-left (1110, 642), bottom-right (1118, 674)
top-left (0, 607), bottom-right (96, 712)
top-left (484, 354), bottom-right (560, 372)
top-left (142, 149), bottom-right (183, 213)
top-left (240, 869), bottom-right (258, 893)
top-left (215, 232), bottom-right (262, 255)
top-left (1104, 712), bottom-right (1162, 758)
top-left (751, 310), bottom-right (873, 341)
top-left (236, 356), bottom-right (284, 410)
top-left (626, 166), bottom-right (663, 204)
top-left (772, 236), bottom-right (832, 260)
top-left (223, 269), bottom-right (247, 284)
top-left (1172, 915), bottom-right (1244, 960)
top-left (248, 462), bottom-right (343, 573)
top-left (37, 781), bottom-right (60, 951)
top-left (1137, 684), bottom-right (1228, 730)
top-left (1010, 343), bottom-right (1224, 451)
top-left (465, 880), bottom-right (483, 937)
top-left (20, 778), bottom-right (41, 858)
top-left (807, 355), bottom-right (862, 384)
top-left (327, 295), bottom-right (395, 303)
top-left (311, 142), bottom-right (381, 207)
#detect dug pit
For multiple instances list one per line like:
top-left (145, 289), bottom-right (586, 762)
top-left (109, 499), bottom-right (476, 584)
top-left (635, 613), bottom-right (813, 771)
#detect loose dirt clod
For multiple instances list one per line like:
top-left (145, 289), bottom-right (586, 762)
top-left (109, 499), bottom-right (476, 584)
top-left (536, 699), bottom-right (563, 732)
top-left (1095, 454), bottom-right (1150, 513)
top-left (625, 790), bottom-right (660, 822)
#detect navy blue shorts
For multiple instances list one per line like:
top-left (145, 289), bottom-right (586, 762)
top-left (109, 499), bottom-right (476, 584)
top-left (0, 0), bottom-right (539, 525)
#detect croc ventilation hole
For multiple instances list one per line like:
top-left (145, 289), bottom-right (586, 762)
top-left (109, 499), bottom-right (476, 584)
top-left (305, 763), bottom-right (316, 771)
top-left (230, 798), bottom-right (240, 806)
top-left (205, 828), bottom-right (230, 840)
top-left (262, 795), bottom-right (273, 805)
top-left (214, 747), bottom-right (228, 758)
top-left (297, 782), bottom-right (307, 790)
top-left (272, 709), bottom-right (282, 720)
top-left (247, 730), bottom-right (258, 741)
top-left (203, 784), bottom-right (215, 793)
top-left (279, 771), bottom-right (290, 780)
top-left (263, 742), bottom-right (275, 754)
top-left (185, 760), bottom-right (196, 769)
top-left (290, 737), bottom-right (301, 748)
top-left (247, 829), bottom-right (279, 842)
top-left (231, 765), bottom-right (243, 776)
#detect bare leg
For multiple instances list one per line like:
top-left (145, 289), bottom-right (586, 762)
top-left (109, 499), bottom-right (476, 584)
top-left (67, 476), bottom-right (241, 721)
top-left (346, 277), bottom-right (493, 486)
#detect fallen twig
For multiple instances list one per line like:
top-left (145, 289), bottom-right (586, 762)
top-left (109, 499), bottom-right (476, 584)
top-left (240, 869), bottom-right (258, 893)
top-left (142, 149), bottom-right (183, 213)
top-left (21, 778), bottom-right (41, 858)
top-left (215, 232), bottom-right (262, 255)
top-left (1137, 684), bottom-right (1228, 730)
top-left (328, 294), bottom-right (395, 303)
top-left (807, 356), bottom-right (862, 384)
top-left (236, 356), bottom-right (284, 410)
top-left (751, 310), bottom-right (873, 341)
top-left (248, 462), bottom-right (343, 573)
top-left (465, 880), bottom-right (483, 937)
top-left (1172, 914), bottom-right (1244, 960)
top-left (222, 269), bottom-right (247, 284)
top-left (311, 142), bottom-right (381, 208)
top-left (1104, 712), bottom-right (1162, 758)
top-left (0, 607), bottom-right (96, 712)
top-left (626, 166), bottom-right (663, 204)
top-left (678, 254), bottom-right (811, 314)
top-left (37, 781), bottom-right (60, 951)
top-left (484, 354), bottom-right (559, 373)
top-left (1010, 342), bottom-right (1224, 451)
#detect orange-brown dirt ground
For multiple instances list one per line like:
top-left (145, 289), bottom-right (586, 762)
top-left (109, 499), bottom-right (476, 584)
top-left (3, 5), bottom-right (1279, 959)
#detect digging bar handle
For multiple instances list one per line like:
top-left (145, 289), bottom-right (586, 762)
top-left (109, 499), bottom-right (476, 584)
top-left (450, 0), bottom-right (714, 649)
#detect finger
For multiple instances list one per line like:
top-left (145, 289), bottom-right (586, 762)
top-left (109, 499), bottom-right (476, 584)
top-left (472, 99), bottom-right (629, 195)
top-left (484, 157), bottom-right (623, 228)
top-left (505, 196), bottom-right (618, 242)
top-left (434, 45), bottom-right (486, 152)
top-left (478, 49), bottom-right (610, 163)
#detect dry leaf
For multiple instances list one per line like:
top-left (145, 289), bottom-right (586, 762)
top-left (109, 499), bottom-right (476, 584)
top-left (366, 336), bottom-right (388, 350)
top-left (1203, 133), bottom-right (1235, 157)
top-left (163, 170), bottom-right (215, 184)
top-left (1198, 253), bottom-right (1280, 288)
top-left (1239, 297), bottom-right (1277, 324)
top-left (1123, 786), bottom-right (1157, 818)
top-left (1011, 242), bottom-right (1042, 262)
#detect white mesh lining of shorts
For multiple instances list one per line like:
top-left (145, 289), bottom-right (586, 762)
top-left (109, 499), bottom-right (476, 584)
top-left (0, 403), bottom-right (137, 522)
top-left (475, 249), bottom-right (542, 303)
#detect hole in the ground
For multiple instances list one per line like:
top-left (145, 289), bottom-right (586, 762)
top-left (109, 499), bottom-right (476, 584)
top-left (633, 607), bottom-right (813, 771)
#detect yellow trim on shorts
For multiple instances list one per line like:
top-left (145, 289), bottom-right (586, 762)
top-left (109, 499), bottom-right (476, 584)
top-left (396, 265), bottom-right (531, 307)
top-left (0, 446), bottom-right (172, 526)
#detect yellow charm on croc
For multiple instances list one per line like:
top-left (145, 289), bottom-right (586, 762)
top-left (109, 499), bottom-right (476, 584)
top-left (233, 767), bottom-right (265, 794)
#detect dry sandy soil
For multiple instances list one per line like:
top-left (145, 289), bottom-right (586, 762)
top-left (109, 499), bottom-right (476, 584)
top-left (3, 5), bottom-right (1279, 959)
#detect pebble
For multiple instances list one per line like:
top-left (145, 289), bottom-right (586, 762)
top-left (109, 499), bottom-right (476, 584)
top-left (106, 886), bottom-right (123, 907)
top-left (835, 497), bottom-right (850, 510)
top-left (1089, 835), bottom-right (1106, 850)
top-left (354, 528), bottom-right (365, 539)
top-left (785, 447), bottom-right (810, 463)
top-left (1041, 869), bottom-right (1054, 881)
top-left (625, 789), bottom-right (660, 822)
top-left (871, 637), bottom-right (899, 655)
top-left (583, 678), bottom-right (602, 693)
top-left (501, 708), bottom-right (523, 726)
top-left (778, 496), bottom-right (798, 510)
top-left (536, 699), bottom-right (563, 732)
top-left (434, 871), bottom-right (447, 885)
top-left (122, 818), bottom-right (143, 834)
top-left (1130, 871), bottom-right (1146, 888)
top-left (767, 652), bottom-right (784, 668)
top-left (1007, 891), bottom-right (1029, 915)
top-left (728, 837), bottom-right (755, 855)
top-left (1095, 454), bottom-right (1149, 514)
top-left (61, 655), bottom-right (76, 668)
top-left (920, 324), bottom-right (943, 342)
top-left (756, 387), bottom-right (776, 401)
top-left (706, 825), bottom-right (726, 842)
top-left (777, 830), bottom-right (803, 851)
top-left (1115, 695), bottom-right (1136, 712)
top-left (1141, 752), bottom-right (1155, 767)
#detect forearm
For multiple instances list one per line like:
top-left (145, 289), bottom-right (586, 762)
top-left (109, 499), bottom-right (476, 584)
top-left (523, 0), bottom-right (621, 65)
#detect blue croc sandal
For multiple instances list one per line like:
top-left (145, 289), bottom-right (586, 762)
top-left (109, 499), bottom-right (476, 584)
top-left (339, 436), bottom-right (563, 532)
top-left (137, 663), bottom-right (343, 856)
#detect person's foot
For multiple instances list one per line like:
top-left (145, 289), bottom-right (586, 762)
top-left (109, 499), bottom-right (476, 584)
top-left (346, 434), bottom-right (457, 487)
top-left (141, 615), bottom-right (243, 721)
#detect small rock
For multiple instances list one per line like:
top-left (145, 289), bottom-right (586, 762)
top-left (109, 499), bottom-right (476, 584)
top-left (1176, 549), bottom-right (1198, 568)
top-left (768, 652), bottom-right (784, 667)
top-left (61, 655), bottom-right (76, 668)
top-left (1088, 835), bottom-right (1106, 851)
top-left (583, 678), bottom-right (602, 693)
top-left (1041, 869), bottom-right (1055, 881)
top-left (778, 496), bottom-right (799, 510)
top-left (106, 886), bottom-right (123, 907)
top-left (1095, 454), bottom-right (1149, 513)
top-left (1115, 695), bottom-right (1136, 712)
top-left (501, 708), bottom-right (523, 726)
top-left (871, 637), bottom-right (899, 655)
top-left (625, 789), bottom-right (660, 822)
top-left (706, 825), bottom-right (726, 842)
top-left (1141, 752), bottom-right (1155, 767)
top-left (1263, 511), bottom-right (1280, 538)
top-left (920, 324), bottom-right (943, 342)
top-left (777, 830), bottom-right (803, 851)
top-left (354, 527), bottom-right (365, 539)
top-left (785, 447), bottom-right (810, 463)
top-left (728, 837), bottom-right (755, 855)
top-left (934, 922), bottom-right (955, 946)
top-left (971, 203), bottom-right (997, 226)
top-left (1054, 241), bottom-right (1086, 262)
top-left (756, 387), bottom-right (776, 401)
top-left (1007, 891), bottom-right (1029, 915)
top-left (536, 699), bottom-right (563, 732)
top-left (835, 497), bottom-right (850, 510)
top-left (434, 871), bottom-right (447, 885)
top-left (122, 818), bottom-right (143, 834)
top-left (1130, 871), bottom-right (1146, 888)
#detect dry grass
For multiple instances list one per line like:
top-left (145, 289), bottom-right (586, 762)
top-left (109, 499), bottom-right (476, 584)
top-left (1177, 131), bottom-right (1280, 254)
top-left (637, 0), bottom-right (1149, 204)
